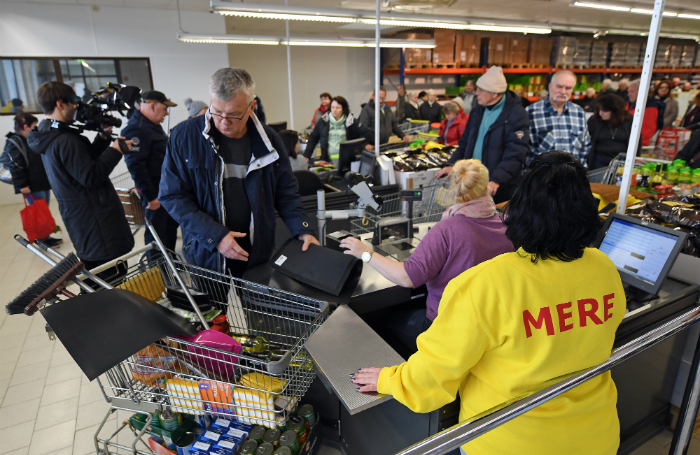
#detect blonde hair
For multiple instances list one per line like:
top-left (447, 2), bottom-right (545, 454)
top-left (449, 159), bottom-right (489, 203)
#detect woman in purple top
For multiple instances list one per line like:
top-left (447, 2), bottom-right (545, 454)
top-left (341, 159), bottom-right (513, 351)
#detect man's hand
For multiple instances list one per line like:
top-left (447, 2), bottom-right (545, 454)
top-left (366, 144), bottom-right (374, 151)
top-left (402, 136), bottom-right (411, 143)
top-left (147, 198), bottom-right (161, 210)
top-left (111, 137), bottom-right (132, 155)
top-left (488, 181), bottom-right (500, 196)
top-left (351, 367), bottom-right (383, 393)
top-left (298, 234), bottom-right (320, 251)
top-left (20, 187), bottom-right (31, 194)
top-left (216, 231), bottom-right (249, 261)
top-left (435, 166), bottom-right (453, 179)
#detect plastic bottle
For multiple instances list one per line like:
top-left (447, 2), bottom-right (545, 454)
top-left (679, 167), bottom-right (693, 196)
top-left (667, 165), bottom-right (679, 186)
top-left (692, 169), bottom-right (700, 194)
top-left (650, 164), bottom-right (664, 192)
top-left (639, 165), bottom-right (652, 190)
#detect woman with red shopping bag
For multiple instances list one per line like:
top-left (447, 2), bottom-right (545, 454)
top-left (5, 113), bottom-right (62, 246)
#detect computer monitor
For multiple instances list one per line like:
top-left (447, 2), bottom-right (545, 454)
top-left (337, 138), bottom-right (367, 176)
top-left (358, 150), bottom-right (376, 178)
top-left (596, 213), bottom-right (687, 296)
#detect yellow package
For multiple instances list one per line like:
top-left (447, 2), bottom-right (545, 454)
top-left (238, 372), bottom-right (286, 394)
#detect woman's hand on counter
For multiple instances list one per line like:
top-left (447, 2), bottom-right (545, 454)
top-left (352, 367), bottom-right (383, 393)
top-left (339, 237), bottom-right (370, 258)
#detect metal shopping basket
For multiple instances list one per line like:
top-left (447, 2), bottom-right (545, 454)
top-left (587, 153), bottom-right (673, 185)
top-left (111, 172), bottom-right (146, 232)
top-left (349, 178), bottom-right (452, 235)
top-left (399, 120), bottom-right (430, 136)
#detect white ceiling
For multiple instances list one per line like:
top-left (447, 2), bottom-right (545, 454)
top-left (7, 0), bottom-right (700, 36)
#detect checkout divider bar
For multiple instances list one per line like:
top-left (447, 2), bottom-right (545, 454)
top-left (394, 305), bottom-right (700, 455)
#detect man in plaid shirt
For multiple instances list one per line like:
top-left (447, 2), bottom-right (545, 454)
top-left (526, 70), bottom-right (591, 166)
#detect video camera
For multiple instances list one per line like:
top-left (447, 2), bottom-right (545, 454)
top-left (70, 83), bottom-right (142, 134)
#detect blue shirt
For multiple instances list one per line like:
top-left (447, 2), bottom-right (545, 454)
top-left (526, 97), bottom-right (591, 166)
top-left (473, 95), bottom-right (506, 162)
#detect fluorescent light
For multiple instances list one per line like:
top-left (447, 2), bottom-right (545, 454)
top-left (630, 8), bottom-right (678, 16)
top-left (217, 11), bottom-right (357, 23)
top-left (573, 2), bottom-right (630, 12)
top-left (678, 13), bottom-right (700, 19)
top-left (177, 32), bottom-right (435, 48)
top-left (356, 18), bottom-right (550, 33)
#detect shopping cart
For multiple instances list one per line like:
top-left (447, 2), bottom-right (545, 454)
top-left (111, 172), bottom-right (145, 234)
top-left (349, 178), bottom-right (452, 235)
top-left (399, 120), bottom-right (430, 136)
top-left (586, 153), bottom-right (673, 185)
top-left (17, 229), bottom-right (328, 455)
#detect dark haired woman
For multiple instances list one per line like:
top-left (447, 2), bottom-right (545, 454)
top-left (587, 93), bottom-right (634, 169)
top-left (278, 129), bottom-right (308, 172)
top-left (654, 79), bottom-right (678, 129)
top-left (303, 96), bottom-right (372, 162)
top-left (5, 113), bottom-right (61, 246)
top-left (353, 150), bottom-right (625, 455)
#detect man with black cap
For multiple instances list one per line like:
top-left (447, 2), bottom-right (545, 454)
top-left (122, 90), bottom-right (179, 256)
top-left (10, 98), bottom-right (24, 113)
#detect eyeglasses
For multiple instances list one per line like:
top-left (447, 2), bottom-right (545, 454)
top-left (210, 101), bottom-right (253, 122)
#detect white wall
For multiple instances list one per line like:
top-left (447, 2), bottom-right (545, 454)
top-left (0, 2), bottom-right (228, 205)
top-left (227, 44), bottom-right (376, 130)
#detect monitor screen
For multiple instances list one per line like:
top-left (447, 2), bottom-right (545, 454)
top-left (358, 150), bottom-right (376, 177)
top-left (597, 214), bottom-right (687, 295)
top-left (338, 138), bottom-right (367, 176)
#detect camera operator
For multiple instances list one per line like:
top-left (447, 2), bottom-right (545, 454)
top-left (28, 81), bottom-right (134, 286)
top-left (122, 91), bottom-right (179, 258)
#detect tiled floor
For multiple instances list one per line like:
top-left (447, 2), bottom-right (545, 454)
top-left (0, 200), bottom-right (698, 455)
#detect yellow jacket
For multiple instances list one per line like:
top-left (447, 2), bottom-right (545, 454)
top-left (378, 248), bottom-right (626, 455)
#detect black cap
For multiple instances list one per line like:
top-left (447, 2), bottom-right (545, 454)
top-left (11, 98), bottom-right (23, 107)
top-left (141, 90), bottom-right (177, 107)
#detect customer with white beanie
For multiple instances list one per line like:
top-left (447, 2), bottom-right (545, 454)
top-left (436, 66), bottom-right (530, 204)
top-left (184, 98), bottom-right (208, 118)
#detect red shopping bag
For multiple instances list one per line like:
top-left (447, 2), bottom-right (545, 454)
top-left (20, 195), bottom-right (56, 242)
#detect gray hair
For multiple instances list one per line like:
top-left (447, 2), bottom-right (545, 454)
top-left (442, 102), bottom-right (460, 115)
top-left (209, 68), bottom-right (255, 102)
top-left (629, 79), bottom-right (641, 88)
top-left (601, 78), bottom-right (614, 90)
top-left (551, 70), bottom-right (576, 84)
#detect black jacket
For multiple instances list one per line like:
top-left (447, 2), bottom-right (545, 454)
top-left (419, 101), bottom-right (442, 124)
top-left (5, 132), bottom-right (51, 194)
top-left (586, 116), bottom-right (634, 168)
top-left (303, 112), bottom-right (372, 161)
top-left (404, 102), bottom-right (421, 121)
top-left (28, 120), bottom-right (134, 262)
top-left (358, 100), bottom-right (405, 145)
top-left (677, 130), bottom-right (700, 169)
top-left (576, 96), bottom-right (597, 113)
top-left (448, 91), bottom-right (530, 187)
top-left (254, 96), bottom-right (266, 124)
top-left (122, 111), bottom-right (168, 203)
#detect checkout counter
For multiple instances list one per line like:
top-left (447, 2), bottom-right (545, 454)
top-left (254, 192), bottom-right (700, 455)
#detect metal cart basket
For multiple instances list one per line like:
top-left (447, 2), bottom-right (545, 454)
top-left (350, 178), bottom-right (453, 235)
top-left (111, 172), bottom-right (146, 231)
top-left (399, 120), bottom-right (430, 136)
top-left (49, 248), bottom-right (327, 455)
top-left (586, 153), bottom-right (673, 185)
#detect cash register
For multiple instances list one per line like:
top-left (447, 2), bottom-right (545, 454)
top-left (596, 213), bottom-right (688, 310)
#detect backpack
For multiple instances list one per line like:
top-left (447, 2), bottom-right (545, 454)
top-left (0, 136), bottom-right (29, 184)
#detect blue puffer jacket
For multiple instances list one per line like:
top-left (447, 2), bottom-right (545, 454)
top-left (159, 111), bottom-right (315, 273)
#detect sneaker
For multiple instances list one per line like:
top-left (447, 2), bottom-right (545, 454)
top-left (37, 237), bottom-right (63, 248)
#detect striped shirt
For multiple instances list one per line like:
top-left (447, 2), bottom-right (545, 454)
top-left (526, 97), bottom-right (592, 166)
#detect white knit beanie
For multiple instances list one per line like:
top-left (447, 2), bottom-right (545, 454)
top-left (451, 96), bottom-right (464, 109)
top-left (476, 66), bottom-right (507, 94)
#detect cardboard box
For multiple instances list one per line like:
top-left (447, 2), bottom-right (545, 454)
top-left (432, 29), bottom-right (456, 64)
top-left (396, 33), bottom-right (433, 66)
top-left (529, 38), bottom-right (553, 65)
top-left (394, 169), bottom-right (439, 190)
top-left (487, 37), bottom-right (509, 66)
top-left (508, 38), bottom-right (531, 64)
top-left (455, 34), bottom-right (481, 65)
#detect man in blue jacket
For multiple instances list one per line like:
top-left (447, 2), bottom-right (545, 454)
top-left (160, 68), bottom-right (318, 277)
top-left (436, 66), bottom-right (530, 204)
top-left (122, 90), bottom-right (179, 256)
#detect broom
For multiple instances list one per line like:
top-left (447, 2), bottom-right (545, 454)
top-left (5, 251), bottom-right (84, 316)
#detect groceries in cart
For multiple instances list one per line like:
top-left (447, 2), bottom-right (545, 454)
top-left (138, 401), bottom-right (320, 455)
top-left (387, 147), bottom-right (454, 173)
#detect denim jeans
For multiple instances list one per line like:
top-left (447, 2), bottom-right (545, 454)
top-left (460, 448), bottom-right (467, 455)
top-left (24, 190), bottom-right (50, 206)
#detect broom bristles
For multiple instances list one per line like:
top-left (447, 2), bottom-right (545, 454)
top-left (5, 253), bottom-right (81, 315)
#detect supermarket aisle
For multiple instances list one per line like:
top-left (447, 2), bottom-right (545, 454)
top-left (0, 202), bottom-right (340, 455)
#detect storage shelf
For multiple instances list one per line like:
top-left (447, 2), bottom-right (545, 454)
top-left (385, 66), bottom-right (698, 76)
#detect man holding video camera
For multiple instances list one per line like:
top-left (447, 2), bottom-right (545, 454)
top-left (28, 81), bottom-right (134, 284)
top-left (122, 91), bottom-right (179, 257)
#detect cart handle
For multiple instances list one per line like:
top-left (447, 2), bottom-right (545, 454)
top-left (88, 243), bottom-right (156, 274)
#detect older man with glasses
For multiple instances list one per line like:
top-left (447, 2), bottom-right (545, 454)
top-left (160, 68), bottom-right (318, 277)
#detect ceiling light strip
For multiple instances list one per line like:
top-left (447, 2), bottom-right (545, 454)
top-left (177, 32), bottom-right (436, 48)
top-left (217, 11), bottom-right (357, 23)
top-left (572, 2), bottom-right (630, 12)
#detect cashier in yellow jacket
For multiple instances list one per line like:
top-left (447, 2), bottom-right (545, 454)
top-left (352, 150), bottom-right (626, 455)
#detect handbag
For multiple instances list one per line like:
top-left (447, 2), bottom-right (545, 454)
top-left (0, 136), bottom-right (30, 185)
top-left (20, 194), bottom-right (57, 242)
